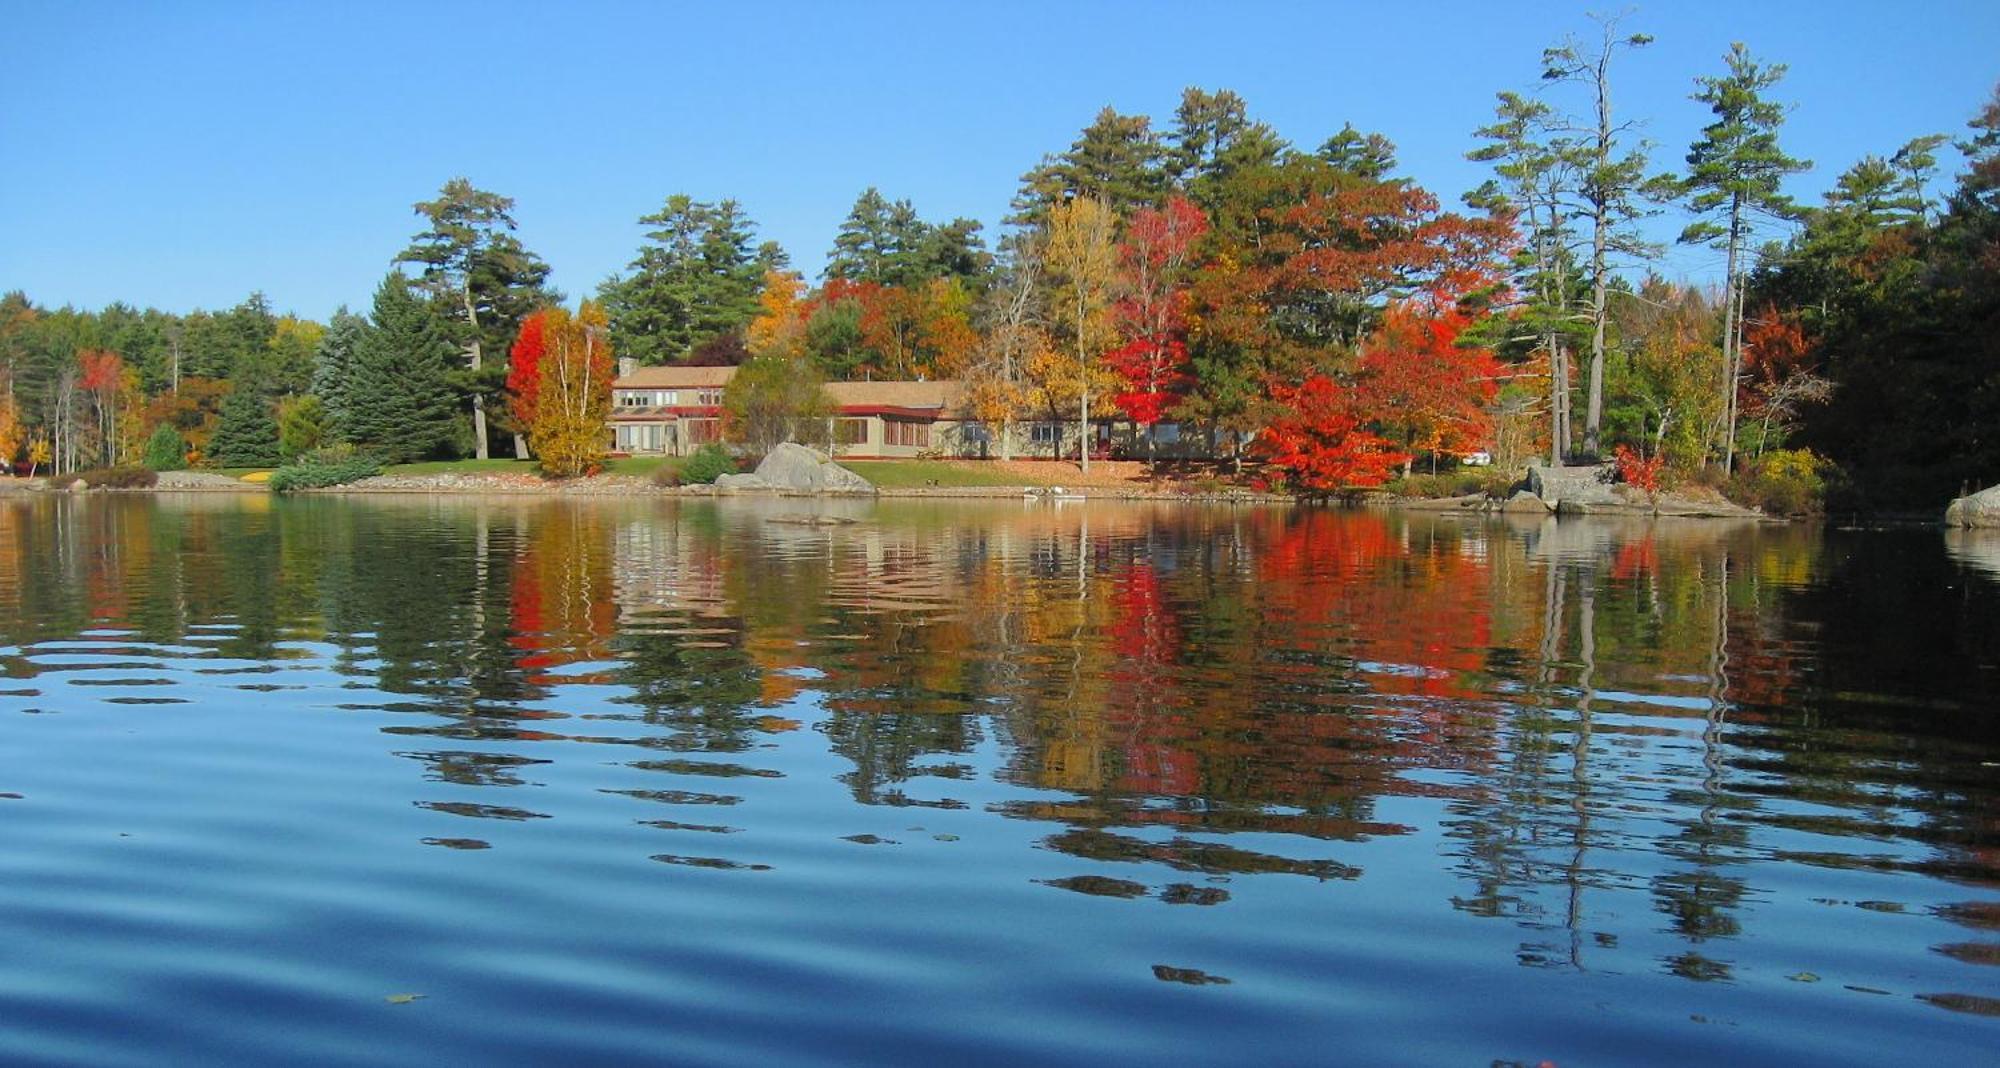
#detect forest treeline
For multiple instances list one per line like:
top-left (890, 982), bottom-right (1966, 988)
top-left (2, 19), bottom-right (1995, 509)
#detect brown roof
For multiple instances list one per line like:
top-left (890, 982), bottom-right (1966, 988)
top-left (824, 380), bottom-right (966, 415)
top-left (613, 365), bottom-right (737, 389)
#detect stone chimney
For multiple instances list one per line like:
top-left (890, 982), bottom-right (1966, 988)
top-left (617, 356), bottom-right (637, 381)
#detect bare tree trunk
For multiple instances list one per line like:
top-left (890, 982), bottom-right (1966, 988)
top-left (1719, 197), bottom-right (1743, 475)
top-left (1078, 385), bottom-right (1090, 473)
top-left (463, 284), bottom-right (489, 461)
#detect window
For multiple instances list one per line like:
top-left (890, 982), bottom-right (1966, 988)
top-left (1154, 423), bottom-right (1182, 445)
top-left (617, 392), bottom-right (646, 407)
top-left (696, 389), bottom-right (723, 406)
top-left (1029, 423), bottom-right (1061, 445)
top-left (660, 391), bottom-right (678, 406)
top-left (686, 419), bottom-right (721, 444)
top-left (885, 419), bottom-right (931, 448)
top-left (835, 419), bottom-right (869, 446)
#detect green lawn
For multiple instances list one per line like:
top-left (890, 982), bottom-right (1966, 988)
top-left (381, 458), bottom-right (538, 476)
top-left (374, 456), bottom-right (679, 479)
top-left (840, 459), bottom-right (1042, 488)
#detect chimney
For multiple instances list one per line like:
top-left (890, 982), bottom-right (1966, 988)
top-left (617, 356), bottom-right (637, 381)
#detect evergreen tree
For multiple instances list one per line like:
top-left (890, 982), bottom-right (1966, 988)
top-left (1012, 106), bottom-right (1168, 225)
top-left (1167, 88), bottom-right (1286, 203)
top-left (208, 387), bottom-right (280, 467)
top-left (1542, 15), bottom-right (1657, 455)
top-left (312, 308), bottom-right (367, 440)
top-left (397, 178), bottom-right (547, 459)
top-left (1317, 123), bottom-right (1399, 182)
top-left (826, 188), bottom-right (991, 288)
top-left (600, 195), bottom-right (769, 364)
top-left (1675, 42), bottom-right (1810, 473)
top-left (344, 273), bottom-right (457, 463)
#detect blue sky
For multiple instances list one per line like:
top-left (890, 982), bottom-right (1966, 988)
top-left (3, 1), bottom-right (1995, 320)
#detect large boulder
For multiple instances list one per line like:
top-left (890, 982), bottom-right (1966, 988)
top-left (1946, 484), bottom-right (2000, 528)
top-left (728, 443), bottom-right (874, 494)
top-left (1527, 464), bottom-right (1620, 508)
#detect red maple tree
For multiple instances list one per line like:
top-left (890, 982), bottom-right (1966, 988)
top-left (1108, 196), bottom-right (1208, 447)
top-left (1257, 374), bottom-right (1408, 491)
top-left (506, 308), bottom-right (549, 430)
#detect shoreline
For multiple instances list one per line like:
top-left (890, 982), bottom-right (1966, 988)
top-left (3, 472), bottom-right (1771, 517)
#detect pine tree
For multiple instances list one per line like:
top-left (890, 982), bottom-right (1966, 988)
top-left (1676, 42), bottom-right (1810, 473)
top-left (208, 388), bottom-right (280, 467)
top-left (600, 195), bottom-right (768, 365)
top-left (312, 308), bottom-right (367, 441)
top-left (345, 273), bottom-right (457, 463)
top-left (1012, 106), bottom-right (1168, 225)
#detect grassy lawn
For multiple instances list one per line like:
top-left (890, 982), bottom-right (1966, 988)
top-left (604, 455), bottom-right (676, 478)
top-left (381, 458), bottom-right (538, 476)
top-left (371, 456), bottom-right (680, 479)
top-left (841, 460), bottom-right (1044, 488)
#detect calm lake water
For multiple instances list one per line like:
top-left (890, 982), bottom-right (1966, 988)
top-left (0, 494), bottom-right (1995, 1065)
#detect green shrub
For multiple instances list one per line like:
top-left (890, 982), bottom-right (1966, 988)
top-left (142, 424), bottom-right (187, 471)
top-left (678, 444), bottom-right (736, 485)
top-left (64, 465), bottom-right (158, 489)
top-left (1726, 448), bottom-right (1833, 516)
top-left (268, 445), bottom-right (382, 493)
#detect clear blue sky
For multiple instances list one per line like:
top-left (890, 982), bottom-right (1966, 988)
top-left (3, 1), bottom-right (1995, 321)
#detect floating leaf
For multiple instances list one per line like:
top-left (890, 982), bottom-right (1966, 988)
top-left (384, 993), bottom-right (425, 1005)
top-left (1787, 972), bottom-right (1820, 983)
top-left (932, 833), bottom-right (959, 842)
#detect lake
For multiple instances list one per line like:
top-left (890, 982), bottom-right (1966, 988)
top-left (0, 493), bottom-right (1995, 1065)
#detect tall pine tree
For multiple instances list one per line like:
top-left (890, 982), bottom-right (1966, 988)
top-left (344, 273), bottom-right (457, 463)
top-left (600, 196), bottom-right (770, 365)
top-left (1676, 42), bottom-right (1809, 473)
top-left (312, 308), bottom-right (367, 442)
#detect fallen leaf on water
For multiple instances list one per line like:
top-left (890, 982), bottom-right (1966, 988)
top-left (1152, 964), bottom-right (1231, 986)
top-left (1787, 972), bottom-right (1820, 983)
top-left (384, 993), bottom-right (425, 1005)
top-left (932, 833), bottom-right (959, 842)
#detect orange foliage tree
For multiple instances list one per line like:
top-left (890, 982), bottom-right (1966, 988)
top-left (1257, 374), bottom-right (1408, 492)
top-left (1357, 287), bottom-right (1500, 475)
top-left (509, 303), bottom-right (614, 478)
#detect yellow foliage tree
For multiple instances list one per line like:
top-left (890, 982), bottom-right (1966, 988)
top-left (508, 302), bottom-right (614, 479)
top-left (1044, 195), bottom-right (1120, 470)
top-left (0, 392), bottom-right (22, 472)
top-left (747, 269), bottom-right (808, 356)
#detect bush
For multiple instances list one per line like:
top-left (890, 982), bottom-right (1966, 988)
top-left (268, 445), bottom-right (382, 493)
top-left (61, 465), bottom-right (158, 490)
top-left (1726, 448), bottom-right (1833, 516)
top-left (678, 444), bottom-right (736, 485)
top-left (143, 424), bottom-right (187, 471)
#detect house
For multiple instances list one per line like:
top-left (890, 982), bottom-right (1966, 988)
top-left (608, 360), bottom-right (1237, 461)
top-left (610, 362), bottom-right (983, 459)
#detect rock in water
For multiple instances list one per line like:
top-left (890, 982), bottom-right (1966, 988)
top-left (1945, 484), bottom-right (2000, 529)
top-left (751, 443), bottom-right (875, 493)
top-left (714, 473), bottom-right (771, 491)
